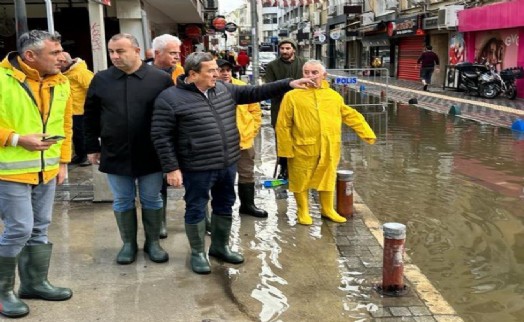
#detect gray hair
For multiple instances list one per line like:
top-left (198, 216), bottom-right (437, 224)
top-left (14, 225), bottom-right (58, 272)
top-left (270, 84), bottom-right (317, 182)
top-left (303, 59), bottom-right (326, 73)
top-left (152, 34), bottom-right (182, 56)
top-left (18, 30), bottom-right (61, 54)
top-left (109, 33), bottom-right (139, 48)
top-left (184, 52), bottom-right (214, 75)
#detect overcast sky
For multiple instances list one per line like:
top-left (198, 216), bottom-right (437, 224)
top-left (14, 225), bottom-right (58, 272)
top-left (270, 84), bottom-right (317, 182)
top-left (218, 0), bottom-right (244, 14)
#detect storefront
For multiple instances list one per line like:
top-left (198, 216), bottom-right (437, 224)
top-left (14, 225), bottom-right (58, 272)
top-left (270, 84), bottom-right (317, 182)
top-left (389, 15), bottom-right (426, 81)
top-left (360, 21), bottom-right (392, 75)
top-left (458, 1), bottom-right (524, 97)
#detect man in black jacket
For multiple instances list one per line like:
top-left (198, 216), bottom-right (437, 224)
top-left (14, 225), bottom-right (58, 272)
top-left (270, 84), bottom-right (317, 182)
top-left (151, 52), bottom-right (314, 274)
top-left (84, 33), bottom-right (173, 265)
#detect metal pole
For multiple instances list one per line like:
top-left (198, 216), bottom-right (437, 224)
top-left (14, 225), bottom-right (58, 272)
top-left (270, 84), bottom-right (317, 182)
top-left (14, 0), bottom-right (28, 44)
top-left (250, 0), bottom-right (259, 85)
top-left (44, 0), bottom-right (55, 33)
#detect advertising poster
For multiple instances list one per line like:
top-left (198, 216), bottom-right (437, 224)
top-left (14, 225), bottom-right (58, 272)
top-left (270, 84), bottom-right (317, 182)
top-left (474, 29), bottom-right (519, 71)
top-left (449, 33), bottom-right (465, 65)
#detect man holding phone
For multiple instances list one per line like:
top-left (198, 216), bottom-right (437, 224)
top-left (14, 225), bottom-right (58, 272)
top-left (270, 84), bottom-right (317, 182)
top-left (0, 30), bottom-right (73, 318)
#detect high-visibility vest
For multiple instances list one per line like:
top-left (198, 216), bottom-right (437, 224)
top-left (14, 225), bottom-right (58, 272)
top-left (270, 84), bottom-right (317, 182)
top-left (0, 69), bottom-right (70, 175)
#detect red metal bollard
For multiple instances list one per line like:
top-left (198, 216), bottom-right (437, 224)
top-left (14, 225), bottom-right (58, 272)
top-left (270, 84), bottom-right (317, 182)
top-left (379, 222), bottom-right (408, 296)
top-left (336, 170), bottom-right (354, 218)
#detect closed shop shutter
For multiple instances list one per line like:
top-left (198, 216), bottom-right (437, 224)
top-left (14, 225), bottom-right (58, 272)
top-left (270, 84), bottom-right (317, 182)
top-left (398, 37), bottom-right (425, 81)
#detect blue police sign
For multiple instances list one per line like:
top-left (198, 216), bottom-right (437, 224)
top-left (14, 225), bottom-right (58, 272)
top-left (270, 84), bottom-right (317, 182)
top-left (335, 77), bottom-right (358, 84)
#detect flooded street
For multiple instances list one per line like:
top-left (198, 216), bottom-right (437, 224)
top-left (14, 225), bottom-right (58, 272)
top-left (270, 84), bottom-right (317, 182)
top-left (340, 103), bottom-right (524, 321)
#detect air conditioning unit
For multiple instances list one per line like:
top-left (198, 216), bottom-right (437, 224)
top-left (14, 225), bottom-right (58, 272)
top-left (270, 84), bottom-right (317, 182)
top-left (437, 5), bottom-right (464, 29)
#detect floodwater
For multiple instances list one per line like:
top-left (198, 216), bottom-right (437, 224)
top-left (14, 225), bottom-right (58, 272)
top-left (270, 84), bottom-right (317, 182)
top-left (339, 103), bottom-right (524, 321)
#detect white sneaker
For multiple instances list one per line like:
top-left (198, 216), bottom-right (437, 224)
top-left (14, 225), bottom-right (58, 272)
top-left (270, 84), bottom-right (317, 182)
top-left (422, 79), bottom-right (427, 85)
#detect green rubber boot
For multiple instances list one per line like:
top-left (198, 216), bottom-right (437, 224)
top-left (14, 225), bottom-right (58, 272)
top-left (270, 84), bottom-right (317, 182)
top-left (209, 215), bottom-right (244, 264)
top-left (185, 220), bottom-right (211, 274)
top-left (18, 243), bottom-right (72, 301)
top-left (142, 208), bottom-right (169, 263)
top-left (114, 209), bottom-right (138, 264)
top-left (0, 256), bottom-right (29, 317)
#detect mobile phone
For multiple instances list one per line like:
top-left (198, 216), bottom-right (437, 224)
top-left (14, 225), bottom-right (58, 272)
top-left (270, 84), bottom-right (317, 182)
top-left (42, 135), bottom-right (65, 141)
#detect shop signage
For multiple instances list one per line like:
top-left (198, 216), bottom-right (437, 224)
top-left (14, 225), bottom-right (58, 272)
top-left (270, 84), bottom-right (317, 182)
top-left (224, 22), bottom-right (237, 33)
top-left (185, 24), bottom-right (202, 38)
top-left (318, 34), bottom-right (326, 42)
top-left (388, 15), bottom-right (425, 37)
top-left (330, 30), bottom-right (341, 40)
top-left (423, 17), bottom-right (438, 30)
top-left (212, 16), bottom-right (226, 31)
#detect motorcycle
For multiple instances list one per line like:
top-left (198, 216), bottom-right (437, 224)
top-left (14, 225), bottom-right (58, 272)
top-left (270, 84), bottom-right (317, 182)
top-left (455, 62), bottom-right (522, 99)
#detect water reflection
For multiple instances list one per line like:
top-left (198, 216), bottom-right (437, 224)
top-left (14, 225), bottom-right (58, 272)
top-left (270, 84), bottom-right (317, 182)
top-left (344, 103), bottom-right (524, 322)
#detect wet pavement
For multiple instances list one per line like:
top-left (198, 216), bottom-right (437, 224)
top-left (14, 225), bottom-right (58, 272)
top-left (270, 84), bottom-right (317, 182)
top-left (6, 80), bottom-right (521, 321)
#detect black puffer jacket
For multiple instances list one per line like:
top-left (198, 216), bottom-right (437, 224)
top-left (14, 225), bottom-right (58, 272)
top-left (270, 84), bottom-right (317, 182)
top-left (151, 77), bottom-right (292, 172)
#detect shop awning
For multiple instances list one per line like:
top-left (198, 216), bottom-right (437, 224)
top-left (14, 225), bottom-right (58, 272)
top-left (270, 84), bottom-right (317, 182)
top-left (361, 34), bottom-right (390, 47)
top-left (458, 1), bottom-right (524, 32)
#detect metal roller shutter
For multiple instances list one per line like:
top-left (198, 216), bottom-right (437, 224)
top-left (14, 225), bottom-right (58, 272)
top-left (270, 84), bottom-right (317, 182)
top-left (398, 37), bottom-right (425, 81)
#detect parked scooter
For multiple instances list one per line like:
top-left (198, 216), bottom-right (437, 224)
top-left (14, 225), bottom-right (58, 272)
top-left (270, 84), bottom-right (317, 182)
top-left (455, 62), bottom-right (522, 99)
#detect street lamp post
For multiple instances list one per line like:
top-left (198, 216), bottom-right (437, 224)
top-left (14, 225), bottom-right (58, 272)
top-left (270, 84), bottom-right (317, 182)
top-left (250, 0), bottom-right (259, 85)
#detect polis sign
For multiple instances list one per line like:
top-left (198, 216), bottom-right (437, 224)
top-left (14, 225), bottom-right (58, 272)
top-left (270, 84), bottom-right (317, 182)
top-left (224, 22), bottom-right (238, 33)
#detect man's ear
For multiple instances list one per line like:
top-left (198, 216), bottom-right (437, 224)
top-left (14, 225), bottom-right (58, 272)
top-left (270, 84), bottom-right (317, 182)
top-left (23, 50), bottom-right (37, 63)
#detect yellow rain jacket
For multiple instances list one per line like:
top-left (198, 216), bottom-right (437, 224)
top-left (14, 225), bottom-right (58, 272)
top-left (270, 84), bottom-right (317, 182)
top-left (62, 58), bottom-right (93, 115)
top-left (276, 80), bottom-right (376, 193)
top-left (232, 78), bottom-right (262, 150)
top-left (0, 54), bottom-right (73, 184)
top-left (172, 64), bottom-right (185, 84)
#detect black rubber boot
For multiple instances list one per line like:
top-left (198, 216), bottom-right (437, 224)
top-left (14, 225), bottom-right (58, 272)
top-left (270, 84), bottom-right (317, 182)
top-left (18, 243), bottom-right (72, 301)
top-left (142, 208), bottom-right (169, 263)
top-left (0, 256), bottom-right (29, 317)
top-left (209, 215), bottom-right (244, 264)
top-left (185, 220), bottom-right (211, 274)
top-left (277, 157), bottom-right (288, 180)
top-left (160, 180), bottom-right (168, 239)
top-left (114, 209), bottom-right (138, 264)
top-left (238, 183), bottom-right (268, 218)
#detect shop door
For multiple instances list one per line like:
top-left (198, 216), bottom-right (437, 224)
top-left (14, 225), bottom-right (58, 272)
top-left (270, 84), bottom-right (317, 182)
top-left (398, 37), bottom-right (424, 81)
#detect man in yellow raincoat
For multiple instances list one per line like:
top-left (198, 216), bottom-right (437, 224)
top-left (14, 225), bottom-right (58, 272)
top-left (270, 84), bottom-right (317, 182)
top-left (276, 60), bottom-right (376, 225)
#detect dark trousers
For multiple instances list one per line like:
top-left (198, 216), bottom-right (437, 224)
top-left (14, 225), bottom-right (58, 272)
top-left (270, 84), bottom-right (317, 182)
top-left (73, 115), bottom-right (86, 158)
top-left (182, 164), bottom-right (237, 224)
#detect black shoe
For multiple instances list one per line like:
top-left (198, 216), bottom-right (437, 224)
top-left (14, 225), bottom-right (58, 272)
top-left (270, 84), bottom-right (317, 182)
top-left (423, 85), bottom-right (428, 91)
top-left (277, 168), bottom-right (288, 180)
top-left (71, 156), bottom-right (90, 166)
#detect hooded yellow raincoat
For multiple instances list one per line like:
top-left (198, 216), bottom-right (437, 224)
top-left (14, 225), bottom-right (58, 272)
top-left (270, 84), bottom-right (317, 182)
top-left (62, 58), bottom-right (93, 115)
top-left (276, 80), bottom-right (376, 193)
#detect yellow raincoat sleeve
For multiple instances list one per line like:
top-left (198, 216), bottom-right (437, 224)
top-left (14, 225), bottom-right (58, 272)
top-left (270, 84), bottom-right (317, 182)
top-left (60, 95), bottom-right (74, 163)
top-left (275, 92), bottom-right (295, 158)
top-left (340, 101), bottom-right (377, 145)
top-left (248, 101), bottom-right (262, 135)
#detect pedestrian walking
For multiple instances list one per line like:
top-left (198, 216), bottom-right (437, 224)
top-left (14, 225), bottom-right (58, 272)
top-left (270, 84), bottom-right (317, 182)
top-left (217, 59), bottom-right (268, 218)
top-left (264, 38), bottom-right (307, 180)
top-left (236, 50), bottom-right (249, 76)
top-left (417, 45), bottom-right (440, 91)
top-left (84, 33), bottom-right (173, 265)
top-left (150, 52), bottom-right (316, 274)
top-left (276, 60), bottom-right (376, 225)
top-left (59, 51), bottom-right (94, 167)
top-left (151, 33), bottom-right (184, 238)
top-left (0, 30), bottom-right (73, 318)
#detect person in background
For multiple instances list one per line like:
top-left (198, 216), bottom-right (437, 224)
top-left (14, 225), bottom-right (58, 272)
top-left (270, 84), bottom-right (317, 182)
top-left (276, 60), bottom-right (376, 225)
top-left (0, 30), bottom-right (73, 318)
top-left (151, 33), bottom-right (184, 238)
top-left (144, 48), bottom-right (154, 64)
top-left (59, 51), bottom-right (94, 167)
top-left (217, 59), bottom-right (267, 218)
top-left (264, 38), bottom-right (307, 180)
top-left (84, 33), bottom-right (173, 265)
top-left (151, 52), bottom-right (315, 274)
top-left (416, 45), bottom-right (440, 91)
top-left (236, 50), bottom-right (249, 76)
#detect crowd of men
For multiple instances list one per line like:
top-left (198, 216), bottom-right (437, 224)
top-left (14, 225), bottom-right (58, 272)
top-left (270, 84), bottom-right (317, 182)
top-left (0, 30), bottom-right (375, 318)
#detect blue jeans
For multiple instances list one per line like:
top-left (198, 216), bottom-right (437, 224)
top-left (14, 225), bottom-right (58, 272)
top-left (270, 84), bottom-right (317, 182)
top-left (0, 179), bottom-right (56, 257)
top-left (106, 172), bottom-right (163, 212)
top-left (182, 164), bottom-right (237, 224)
